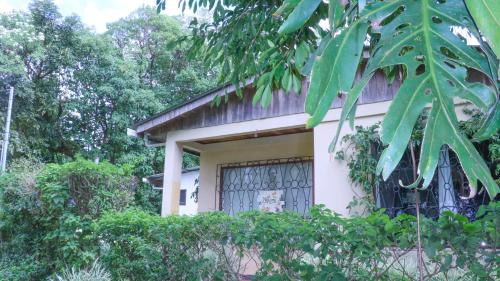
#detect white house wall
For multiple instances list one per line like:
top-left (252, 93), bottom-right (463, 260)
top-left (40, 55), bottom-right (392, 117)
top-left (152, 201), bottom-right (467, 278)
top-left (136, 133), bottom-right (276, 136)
top-left (179, 170), bottom-right (199, 215)
top-left (193, 101), bottom-right (393, 215)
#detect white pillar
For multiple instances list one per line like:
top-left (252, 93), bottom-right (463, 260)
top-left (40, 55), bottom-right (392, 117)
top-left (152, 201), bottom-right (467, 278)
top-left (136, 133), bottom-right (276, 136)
top-left (161, 138), bottom-right (183, 217)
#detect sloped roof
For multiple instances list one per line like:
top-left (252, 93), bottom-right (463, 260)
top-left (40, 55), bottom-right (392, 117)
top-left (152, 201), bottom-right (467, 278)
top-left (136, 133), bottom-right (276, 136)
top-left (134, 79), bottom-right (253, 134)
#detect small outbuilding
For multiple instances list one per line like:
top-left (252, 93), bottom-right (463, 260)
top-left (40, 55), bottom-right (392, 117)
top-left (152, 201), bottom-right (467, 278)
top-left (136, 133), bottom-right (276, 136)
top-left (144, 167), bottom-right (199, 215)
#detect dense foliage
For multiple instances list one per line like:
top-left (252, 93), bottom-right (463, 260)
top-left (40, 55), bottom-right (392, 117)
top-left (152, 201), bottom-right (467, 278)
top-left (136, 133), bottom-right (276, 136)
top-left (1, 158), bottom-right (498, 280)
top-left (172, 0), bottom-right (325, 105)
top-left (95, 204), bottom-right (499, 281)
top-left (0, 158), bottom-right (137, 280)
top-left (0, 0), bottom-right (209, 228)
top-left (0, 1), bottom-right (498, 280)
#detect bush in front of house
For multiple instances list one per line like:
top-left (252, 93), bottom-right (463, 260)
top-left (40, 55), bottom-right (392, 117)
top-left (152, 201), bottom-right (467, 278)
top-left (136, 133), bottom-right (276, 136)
top-left (95, 203), bottom-right (499, 281)
top-left (1, 158), bottom-right (498, 280)
top-left (0, 158), bottom-right (137, 281)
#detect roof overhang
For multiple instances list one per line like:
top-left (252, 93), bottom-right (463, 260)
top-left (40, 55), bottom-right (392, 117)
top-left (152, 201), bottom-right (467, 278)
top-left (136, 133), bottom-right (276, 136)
top-left (143, 167), bottom-right (200, 188)
top-left (134, 78), bottom-right (254, 135)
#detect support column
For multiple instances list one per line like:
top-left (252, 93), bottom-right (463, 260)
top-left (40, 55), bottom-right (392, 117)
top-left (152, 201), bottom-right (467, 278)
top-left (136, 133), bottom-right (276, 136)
top-left (161, 138), bottom-right (183, 217)
top-left (313, 123), bottom-right (356, 216)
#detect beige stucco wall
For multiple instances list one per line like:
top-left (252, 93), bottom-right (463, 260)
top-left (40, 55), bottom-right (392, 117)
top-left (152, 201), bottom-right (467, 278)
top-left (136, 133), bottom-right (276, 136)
top-left (193, 101), bottom-right (396, 214)
top-left (195, 113), bottom-right (387, 215)
top-left (163, 101), bottom-right (394, 216)
top-left (197, 132), bottom-right (314, 212)
top-left (161, 99), bottom-right (473, 217)
top-left (314, 114), bottom-right (384, 216)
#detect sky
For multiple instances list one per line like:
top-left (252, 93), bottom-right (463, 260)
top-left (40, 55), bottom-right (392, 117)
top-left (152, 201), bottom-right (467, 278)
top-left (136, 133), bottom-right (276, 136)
top-left (0, 0), bottom-right (480, 44)
top-left (0, 0), bottom-right (188, 33)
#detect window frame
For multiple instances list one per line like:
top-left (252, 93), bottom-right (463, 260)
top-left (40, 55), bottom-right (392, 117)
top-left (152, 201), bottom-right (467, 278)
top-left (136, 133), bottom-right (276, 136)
top-left (179, 189), bottom-right (187, 206)
top-left (216, 156), bottom-right (314, 215)
top-left (374, 145), bottom-right (491, 220)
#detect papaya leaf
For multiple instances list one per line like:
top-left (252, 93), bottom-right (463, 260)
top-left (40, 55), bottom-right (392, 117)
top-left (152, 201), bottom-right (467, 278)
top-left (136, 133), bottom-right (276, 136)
top-left (323, 0), bottom-right (498, 198)
top-left (418, 100), bottom-right (496, 198)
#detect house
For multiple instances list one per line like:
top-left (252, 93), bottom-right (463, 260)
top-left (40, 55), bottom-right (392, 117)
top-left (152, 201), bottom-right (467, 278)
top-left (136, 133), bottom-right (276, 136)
top-left (132, 71), bottom-right (490, 218)
top-left (143, 167), bottom-right (199, 215)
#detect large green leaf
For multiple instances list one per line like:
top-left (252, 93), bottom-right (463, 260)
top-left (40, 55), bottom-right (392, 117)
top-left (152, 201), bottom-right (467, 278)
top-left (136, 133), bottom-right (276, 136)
top-left (474, 101), bottom-right (500, 140)
top-left (305, 21), bottom-right (368, 128)
top-left (464, 0), bottom-right (500, 61)
top-left (278, 0), bottom-right (323, 34)
top-left (417, 100), bottom-right (496, 195)
top-left (328, 0), bottom-right (346, 30)
top-left (359, 0), bottom-right (498, 197)
top-left (313, 0), bottom-right (498, 198)
top-left (328, 73), bottom-right (373, 152)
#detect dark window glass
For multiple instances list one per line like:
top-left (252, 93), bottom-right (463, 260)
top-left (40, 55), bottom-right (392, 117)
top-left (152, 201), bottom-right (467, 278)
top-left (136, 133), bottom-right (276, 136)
top-left (179, 189), bottom-right (187, 206)
top-left (375, 146), bottom-right (491, 220)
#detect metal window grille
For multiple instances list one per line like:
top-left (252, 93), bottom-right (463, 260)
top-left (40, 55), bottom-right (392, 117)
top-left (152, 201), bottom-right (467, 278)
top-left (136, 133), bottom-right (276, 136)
top-left (216, 157), bottom-right (313, 216)
top-left (375, 146), bottom-right (493, 220)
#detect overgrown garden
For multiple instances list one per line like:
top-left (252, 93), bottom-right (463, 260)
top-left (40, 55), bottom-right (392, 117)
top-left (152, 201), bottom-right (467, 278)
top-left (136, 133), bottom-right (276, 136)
top-left (1, 0), bottom-right (499, 280)
top-left (0, 158), bottom-right (498, 280)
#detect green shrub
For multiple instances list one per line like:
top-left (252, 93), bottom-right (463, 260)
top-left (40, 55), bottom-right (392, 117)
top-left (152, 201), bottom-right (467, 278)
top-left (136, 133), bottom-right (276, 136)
top-left (0, 159), bottom-right (48, 280)
top-left (95, 203), bottom-right (499, 281)
top-left (1, 158), bottom-right (497, 280)
top-left (0, 254), bottom-right (45, 281)
top-left (95, 210), bottom-right (247, 281)
top-left (0, 158), bottom-right (137, 280)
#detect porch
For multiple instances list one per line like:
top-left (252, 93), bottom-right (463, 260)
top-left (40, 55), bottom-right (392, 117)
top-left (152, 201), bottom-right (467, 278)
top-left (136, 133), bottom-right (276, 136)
top-left (154, 99), bottom-right (392, 216)
top-left (133, 71), bottom-right (400, 216)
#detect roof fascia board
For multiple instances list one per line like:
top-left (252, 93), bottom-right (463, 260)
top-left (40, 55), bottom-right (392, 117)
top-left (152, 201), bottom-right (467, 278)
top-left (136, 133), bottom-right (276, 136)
top-left (135, 78), bottom-right (254, 134)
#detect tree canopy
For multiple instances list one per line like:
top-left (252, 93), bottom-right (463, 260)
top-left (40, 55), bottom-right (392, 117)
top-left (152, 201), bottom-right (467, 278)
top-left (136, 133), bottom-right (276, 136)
top-left (0, 0), bottom-right (216, 165)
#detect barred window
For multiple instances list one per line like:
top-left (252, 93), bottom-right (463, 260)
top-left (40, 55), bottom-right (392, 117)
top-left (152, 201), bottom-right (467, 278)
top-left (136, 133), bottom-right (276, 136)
top-left (217, 157), bottom-right (313, 216)
top-left (375, 146), bottom-right (491, 220)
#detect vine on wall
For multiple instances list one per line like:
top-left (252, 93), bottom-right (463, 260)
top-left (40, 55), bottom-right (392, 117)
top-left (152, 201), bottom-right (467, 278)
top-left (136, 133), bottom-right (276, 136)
top-left (336, 109), bottom-right (499, 215)
top-left (335, 123), bottom-right (382, 214)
